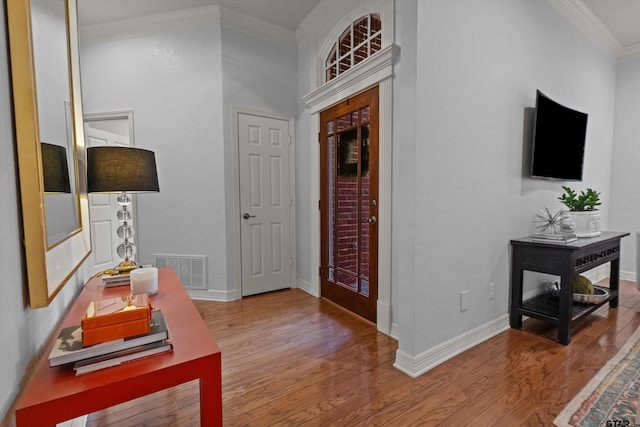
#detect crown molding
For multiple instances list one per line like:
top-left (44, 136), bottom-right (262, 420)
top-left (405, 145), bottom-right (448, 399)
top-left (78, 5), bottom-right (296, 48)
top-left (218, 6), bottom-right (296, 48)
top-left (546, 0), bottom-right (622, 60)
top-left (79, 5), bottom-right (221, 44)
top-left (619, 43), bottom-right (640, 63)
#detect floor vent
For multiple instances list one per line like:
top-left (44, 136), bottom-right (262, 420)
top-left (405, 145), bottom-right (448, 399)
top-left (153, 254), bottom-right (207, 290)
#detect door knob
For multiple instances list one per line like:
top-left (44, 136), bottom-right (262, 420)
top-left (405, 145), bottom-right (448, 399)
top-left (243, 213), bottom-right (255, 219)
top-left (368, 216), bottom-right (377, 225)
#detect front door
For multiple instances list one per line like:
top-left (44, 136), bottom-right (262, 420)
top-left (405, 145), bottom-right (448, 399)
top-left (238, 112), bottom-right (293, 296)
top-left (320, 86), bottom-right (379, 322)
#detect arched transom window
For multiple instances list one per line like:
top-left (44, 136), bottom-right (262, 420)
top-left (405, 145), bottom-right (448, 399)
top-left (325, 14), bottom-right (382, 82)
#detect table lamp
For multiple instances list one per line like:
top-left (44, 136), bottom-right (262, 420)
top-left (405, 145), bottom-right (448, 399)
top-left (87, 146), bottom-right (159, 273)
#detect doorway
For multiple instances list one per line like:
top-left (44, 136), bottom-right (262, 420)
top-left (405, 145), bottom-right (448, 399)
top-left (320, 86), bottom-right (379, 322)
top-left (236, 111), bottom-right (295, 297)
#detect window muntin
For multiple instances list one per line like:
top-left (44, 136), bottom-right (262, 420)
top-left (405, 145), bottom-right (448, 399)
top-left (325, 14), bottom-right (381, 82)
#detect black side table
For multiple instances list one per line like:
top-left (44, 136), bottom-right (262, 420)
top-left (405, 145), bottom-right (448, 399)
top-left (510, 231), bottom-right (629, 344)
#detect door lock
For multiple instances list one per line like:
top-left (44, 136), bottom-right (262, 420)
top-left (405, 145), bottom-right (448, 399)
top-left (243, 213), bottom-right (256, 219)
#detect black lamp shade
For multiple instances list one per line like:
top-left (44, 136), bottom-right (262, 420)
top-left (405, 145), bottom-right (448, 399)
top-left (87, 146), bottom-right (159, 193)
top-left (41, 142), bottom-right (71, 193)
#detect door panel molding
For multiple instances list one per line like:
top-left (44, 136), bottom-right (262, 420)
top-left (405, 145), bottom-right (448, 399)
top-left (232, 108), bottom-right (296, 299)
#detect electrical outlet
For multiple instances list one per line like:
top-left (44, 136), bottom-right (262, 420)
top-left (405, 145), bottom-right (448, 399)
top-left (488, 282), bottom-right (495, 300)
top-left (460, 290), bottom-right (469, 312)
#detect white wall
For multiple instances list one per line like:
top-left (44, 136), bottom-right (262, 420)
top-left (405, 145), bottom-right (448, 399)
top-left (80, 19), bottom-right (228, 292)
top-left (392, 0), bottom-right (419, 351)
top-left (609, 58), bottom-right (640, 276)
top-left (80, 8), bottom-right (299, 297)
top-left (220, 26), bottom-right (298, 292)
top-left (297, 0), bottom-right (618, 368)
top-left (405, 0), bottom-right (616, 354)
top-left (0, 5), bottom-right (86, 420)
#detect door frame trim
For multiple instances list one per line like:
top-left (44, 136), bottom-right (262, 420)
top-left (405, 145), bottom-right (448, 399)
top-left (303, 45), bottom-right (397, 335)
top-left (232, 107), bottom-right (297, 299)
top-left (84, 109), bottom-right (135, 140)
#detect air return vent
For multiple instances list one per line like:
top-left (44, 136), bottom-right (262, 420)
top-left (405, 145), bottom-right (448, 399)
top-left (153, 254), bottom-right (206, 290)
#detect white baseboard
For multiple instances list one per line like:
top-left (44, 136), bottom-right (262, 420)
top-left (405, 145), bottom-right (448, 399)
top-left (393, 314), bottom-right (510, 378)
top-left (390, 322), bottom-right (400, 340)
top-left (297, 278), bottom-right (318, 297)
top-left (620, 269), bottom-right (636, 282)
top-left (188, 288), bottom-right (237, 301)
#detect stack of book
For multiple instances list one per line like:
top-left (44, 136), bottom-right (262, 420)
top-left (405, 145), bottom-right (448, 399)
top-left (531, 232), bottom-right (578, 244)
top-left (101, 272), bottom-right (131, 288)
top-left (48, 309), bottom-right (171, 375)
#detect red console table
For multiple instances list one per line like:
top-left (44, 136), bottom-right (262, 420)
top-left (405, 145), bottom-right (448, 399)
top-left (15, 268), bottom-right (222, 426)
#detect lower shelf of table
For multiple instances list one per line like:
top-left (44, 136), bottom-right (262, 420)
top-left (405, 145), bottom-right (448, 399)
top-left (519, 290), bottom-right (617, 323)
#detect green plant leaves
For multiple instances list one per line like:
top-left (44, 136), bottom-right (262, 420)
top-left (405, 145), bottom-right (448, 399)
top-left (558, 186), bottom-right (601, 211)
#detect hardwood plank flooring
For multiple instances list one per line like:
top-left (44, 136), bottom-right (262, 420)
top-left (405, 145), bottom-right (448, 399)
top-left (85, 279), bottom-right (640, 426)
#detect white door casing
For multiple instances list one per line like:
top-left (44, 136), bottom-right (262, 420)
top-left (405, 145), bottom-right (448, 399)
top-left (84, 122), bottom-right (133, 278)
top-left (238, 112), bottom-right (294, 296)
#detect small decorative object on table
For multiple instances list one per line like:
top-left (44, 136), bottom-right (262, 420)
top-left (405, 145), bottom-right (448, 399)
top-left (81, 293), bottom-right (151, 346)
top-left (558, 186), bottom-right (601, 237)
top-left (547, 275), bottom-right (610, 304)
top-left (531, 207), bottom-right (576, 243)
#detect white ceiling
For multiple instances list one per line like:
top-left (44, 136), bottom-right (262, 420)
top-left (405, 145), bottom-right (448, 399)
top-left (77, 0), bottom-right (640, 60)
top-left (582, 0), bottom-right (640, 49)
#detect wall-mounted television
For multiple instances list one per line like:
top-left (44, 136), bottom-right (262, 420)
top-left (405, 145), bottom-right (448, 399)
top-left (530, 90), bottom-right (588, 181)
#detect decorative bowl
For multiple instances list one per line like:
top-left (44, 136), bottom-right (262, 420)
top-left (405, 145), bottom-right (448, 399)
top-left (547, 283), bottom-right (610, 304)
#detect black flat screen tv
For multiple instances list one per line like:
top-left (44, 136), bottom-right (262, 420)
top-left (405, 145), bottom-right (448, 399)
top-left (530, 90), bottom-right (588, 181)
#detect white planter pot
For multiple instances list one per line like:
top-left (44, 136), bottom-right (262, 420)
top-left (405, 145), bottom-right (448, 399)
top-left (568, 211), bottom-right (601, 237)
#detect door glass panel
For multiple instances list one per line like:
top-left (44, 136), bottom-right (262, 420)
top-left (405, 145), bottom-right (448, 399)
top-left (327, 134), bottom-right (335, 267)
top-left (337, 270), bottom-right (357, 291)
top-left (337, 112), bottom-right (357, 131)
top-left (359, 123), bottom-right (370, 296)
top-left (327, 107), bottom-right (372, 295)
top-left (336, 128), bottom-right (358, 290)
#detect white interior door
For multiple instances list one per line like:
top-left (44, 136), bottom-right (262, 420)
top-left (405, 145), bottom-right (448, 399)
top-left (238, 113), bottom-right (292, 296)
top-left (84, 123), bottom-right (132, 277)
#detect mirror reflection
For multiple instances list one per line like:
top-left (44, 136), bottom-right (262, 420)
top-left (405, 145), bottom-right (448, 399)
top-left (31, 0), bottom-right (80, 246)
top-left (42, 141), bottom-right (77, 244)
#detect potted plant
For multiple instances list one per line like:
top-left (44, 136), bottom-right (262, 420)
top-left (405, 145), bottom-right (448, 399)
top-left (558, 186), bottom-right (601, 237)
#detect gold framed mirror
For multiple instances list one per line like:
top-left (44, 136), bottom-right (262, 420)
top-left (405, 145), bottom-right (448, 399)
top-left (7, 0), bottom-right (90, 308)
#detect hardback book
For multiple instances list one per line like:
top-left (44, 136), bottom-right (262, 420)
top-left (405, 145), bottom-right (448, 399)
top-left (101, 273), bottom-right (131, 287)
top-left (49, 310), bottom-right (169, 367)
top-left (74, 340), bottom-right (173, 375)
top-left (531, 233), bottom-right (577, 243)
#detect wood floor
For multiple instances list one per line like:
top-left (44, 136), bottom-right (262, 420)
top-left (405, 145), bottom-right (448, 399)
top-left (85, 279), bottom-right (640, 426)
